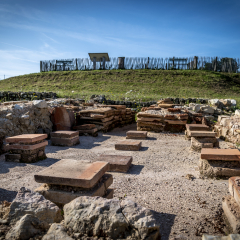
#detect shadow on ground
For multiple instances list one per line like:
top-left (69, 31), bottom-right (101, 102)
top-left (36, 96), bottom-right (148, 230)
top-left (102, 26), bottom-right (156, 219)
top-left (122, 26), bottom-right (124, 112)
top-left (152, 210), bottom-right (176, 240)
top-left (0, 188), bottom-right (17, 202)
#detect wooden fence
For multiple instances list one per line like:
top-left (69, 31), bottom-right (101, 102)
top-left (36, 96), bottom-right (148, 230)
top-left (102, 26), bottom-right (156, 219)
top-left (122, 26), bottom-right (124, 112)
top-left (40, 56), bottom-right (240, 73)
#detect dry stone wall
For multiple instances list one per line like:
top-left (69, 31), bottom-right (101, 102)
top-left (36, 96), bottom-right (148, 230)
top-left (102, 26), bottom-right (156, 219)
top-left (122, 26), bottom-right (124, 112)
top-left (0, 100), bottom-right (52, 153)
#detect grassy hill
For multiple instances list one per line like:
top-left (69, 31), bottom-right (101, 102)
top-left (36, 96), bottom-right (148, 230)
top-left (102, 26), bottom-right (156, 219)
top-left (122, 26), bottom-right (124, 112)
top-left (0, 69), bottom-right (240, 104)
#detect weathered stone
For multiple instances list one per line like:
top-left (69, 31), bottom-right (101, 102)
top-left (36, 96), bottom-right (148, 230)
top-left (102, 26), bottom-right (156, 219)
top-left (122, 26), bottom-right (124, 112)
top-left (42, 223), bottom-right (73, 240)
top-left (200, 105), bottom-right (215, 114)
top-left (50, 131), bottom-right (78, 139)
top-left (6, 187), bottom-right (62, 225)
top-left (190, 137), bottom-right (219, 152)
top-left (73, 124), bottom-right (96, 130)
top-left (115, 140), bottom-right (142, 151)
top-left (51, 107), bottom-right (73, 131)
top-left (201, 149), bottom-right (240, 161)
top-left (33, 100), bottom-right (48, 109)
top-left (35, 174), bottom-right (113, 206)
top-left (51, 136), bottom-right (80, 147)
top-left (222, 195), bottom-right (240, 233)
top-left (229, 177), bottom-right (240, 207)
top-left (63, 196), bottom-right (161, 239)
top-left (34, 159), bottom-right (109, 188)
top-left (5, 153), bottom-right (21, 162)
top-left (5, 134), bottom-right (47, 144)
top-left (95, 155), bottom-right (133, 172)
top-left (203, 234), bottom-right (240, 240)
top-left (5, 140), bottom-right (48, 151)
top-left (126, 131), bottom-right (147, 139)
top-left (186, 124), bottom-right (209, 131)
top-left (5, 214), bottom-right (48, 240)
top-left (188, 131), bottom-right (216, 138)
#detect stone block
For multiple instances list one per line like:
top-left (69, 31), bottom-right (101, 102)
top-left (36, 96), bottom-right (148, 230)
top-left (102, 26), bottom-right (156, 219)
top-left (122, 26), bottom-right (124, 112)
top-left (165, 120), bottom-right (187, 125)
top-left (35, 174), bottom-right (113, 206)
top-left (95, 155), bottom-right (133, 172)
top-left (5, 141), bottom-right (48, 151)
top-left (115, 141), bottom-right (142, 151)
top-left (199, 158), bottom-right (240, 178)
top-left (222, 195), bottom-right (240, 233)
top-left (190, 137), bottom-right (219, 152)
top-left (202, 234), bottom-right (240, 240)
top-left (51, 136), bottom-right (80, 147)
top-left (186, 124), bottom-right (209, 131)
top-left (126, 131), bottom-right (147, 139)
top-left (34, 160), bottom-right (109, 188)
top-left (5, 134), bottom-right (47, 144)
top-left (201, 149), bottom-right (240, 161)
top-left (229, 177), bottom-right (240, 207)
top-left (73, 124), bottom-right (96, 130)
top-left (188, 131), bottom-right (216, 137)
top-left (77, 128), bottom-right (98, 135)
top-left (51, 131), bottom-right (78, 139)
top-left (5, 154), bottom-right (21, 162)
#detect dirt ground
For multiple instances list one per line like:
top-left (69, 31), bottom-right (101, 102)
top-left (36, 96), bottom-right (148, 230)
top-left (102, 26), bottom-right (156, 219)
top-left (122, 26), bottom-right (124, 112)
top-left (0, 123), bottom-right (234, 240)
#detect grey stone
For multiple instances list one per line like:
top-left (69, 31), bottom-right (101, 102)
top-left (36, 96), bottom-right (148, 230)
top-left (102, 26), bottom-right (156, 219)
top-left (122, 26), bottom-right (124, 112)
top-left (200, 105), bottom-right (215, 114)
top-left (63, 196), bottom-right (160, 239)
top-left (6, 187), bottom-right (62, 225)
top-left (42, 223), bottom-right (73, 240)
top-left (202, 234), bottom-right (240, 239)
top-left (33, 100), bottom-right (48, 109)
top-left (208, 99), bottom-right (219, 107)
top-left (5, 214), bottom-right (48, 240)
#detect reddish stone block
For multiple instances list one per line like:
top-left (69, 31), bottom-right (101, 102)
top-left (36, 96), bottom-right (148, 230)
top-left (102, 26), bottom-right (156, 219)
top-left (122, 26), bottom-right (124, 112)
top-left (95, 155), bottom-right (133, 172)
top-left (126, 131), bottom-right (147, 139)
top-left (34, 160), bottom-right (110, 188)
top-left (6, 134), bottom-right (47, 144)
top-left (115, 141), bottom-right (142, 151)
top-left (186, 124), bottom-right (209, 131)
top-left (51, 131), bottom-right (79, 139)
top-left (201, 149), bottom-right (240, 161)
top-left (188, 131), bottom-right (216, 137)
top-left (51, 136), bottom-right (80, 146)
top-left (5, 141), bottom-right (48, 151)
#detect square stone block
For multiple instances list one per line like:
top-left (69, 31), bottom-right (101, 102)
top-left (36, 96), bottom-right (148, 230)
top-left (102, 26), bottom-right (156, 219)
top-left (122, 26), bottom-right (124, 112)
top-left (35, 174), bottom-right (113, 206)
top-left (34, 159), bottom-right (109, 188)
top-left (51, 136), bottom-right (80, 147)
top-left (51, 131), bottom-right (79, 139)
top-left (229, 177), bottom-right (240, 207)
top-left (73, 124), bottom-right (96, 130)
top-left (95, 155), bottom-right (133, 172)
top-left (186, 124), bottom-right (209, 131)
top-left (115, 141), bottom-right (142, 151)
top-left (126, 131), bottom-right (147, 139)
top-left (189, 131), bottom-right (216, 137)
top-left (6, 134), bottom-right (47, 144)
top-left (5, 141), bottom-right (48, 151)
top-left (201, 149), bottom-right (240, 161)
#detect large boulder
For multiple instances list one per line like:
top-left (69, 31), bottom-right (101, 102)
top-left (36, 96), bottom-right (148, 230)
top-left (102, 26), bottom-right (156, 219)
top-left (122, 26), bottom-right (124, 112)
top-left (6, 187), bottom-right (62, 225)
top-left (5, 214), bottom-right (48, 240)
top-left (200, 105), bottom-right (215, 115)
top-left (208, 99), bottom-right (219, 107)
top-left (63, 196), bottom-right (160, 239)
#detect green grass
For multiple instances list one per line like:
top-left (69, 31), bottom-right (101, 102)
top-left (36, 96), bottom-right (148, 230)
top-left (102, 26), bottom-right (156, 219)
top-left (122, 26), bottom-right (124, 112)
top-left (0, 69), bottom-right (240, 104)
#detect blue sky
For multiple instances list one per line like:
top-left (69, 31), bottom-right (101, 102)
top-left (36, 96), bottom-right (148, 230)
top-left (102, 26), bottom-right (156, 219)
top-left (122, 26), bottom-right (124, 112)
top-left (0, 0), bottom-right (240, 79)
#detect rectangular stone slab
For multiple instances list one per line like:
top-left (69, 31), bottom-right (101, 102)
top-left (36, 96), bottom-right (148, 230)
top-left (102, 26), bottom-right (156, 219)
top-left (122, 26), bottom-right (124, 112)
top-left (34, 160), bottom-right (110, 188)
top-left (165, 120), bottom-right (187, 125)
top-left (126, 131), bottom-right (147, 139)
top-left (201, 149), bottom-right (240, 161)
top-left (229, 177), bottom-right (240, 207)
top-left (186, 124), bottom-right (209, 131)
top-left (51, 131), bottom-right (79, 139)
top-left (6, 134), bottom-right (47, 144)
top-left (5, 141), bottom-right (48, 151)
top-left (189, 131), bottom-right (216, 137)
top-left (115, 141), bottom-right (142, 151)
top-left (95, 155), bottom-right (133, 172)
top-left (51, 136), bottom-right (80, 146)
top-left (35, 174), bottom-right (113, 206)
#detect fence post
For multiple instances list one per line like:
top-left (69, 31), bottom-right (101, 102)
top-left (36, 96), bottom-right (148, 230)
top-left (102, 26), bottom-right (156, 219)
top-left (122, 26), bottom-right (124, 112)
top-left (40, 61), bottom-right (42, 72)
top-left (102, 57), bottom-right (106, 70)
top-left (76, 58), bottom-right (78, 70)
top-left (214, 57), bottom-right (217, 71)
top-left (194, 56), bottom-right (198, 69)
top-left (118, 57), bottom-right (125, 69)
top-left (93, 57), bottom-right (96, 70)
top-left (172, 57), bottom-right (175, 69)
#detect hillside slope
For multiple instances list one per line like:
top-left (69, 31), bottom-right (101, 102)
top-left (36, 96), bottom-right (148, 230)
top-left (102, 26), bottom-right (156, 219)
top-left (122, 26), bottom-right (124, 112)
top-left (0, 69), bottom-right (240, 102)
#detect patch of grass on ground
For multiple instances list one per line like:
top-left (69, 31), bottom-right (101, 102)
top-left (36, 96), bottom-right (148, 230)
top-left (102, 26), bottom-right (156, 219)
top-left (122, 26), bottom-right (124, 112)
top-left (0, 69), bottom-right (240, 105)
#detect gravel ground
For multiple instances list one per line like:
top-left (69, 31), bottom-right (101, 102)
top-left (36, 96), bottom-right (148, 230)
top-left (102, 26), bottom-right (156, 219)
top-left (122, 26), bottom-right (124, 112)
top-left (0, 123), bottom-right (235, 239)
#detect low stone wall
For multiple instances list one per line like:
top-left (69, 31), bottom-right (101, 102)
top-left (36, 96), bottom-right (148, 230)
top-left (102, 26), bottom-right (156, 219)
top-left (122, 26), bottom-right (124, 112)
top-left (0, 92), bottom-right (57, 101)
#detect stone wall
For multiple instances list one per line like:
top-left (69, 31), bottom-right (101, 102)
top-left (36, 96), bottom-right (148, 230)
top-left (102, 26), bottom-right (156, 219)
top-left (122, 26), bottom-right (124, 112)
top-left (0, 100), bottom-right (52, 153)
top-left (0, 92), bottom-right (57, 101)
